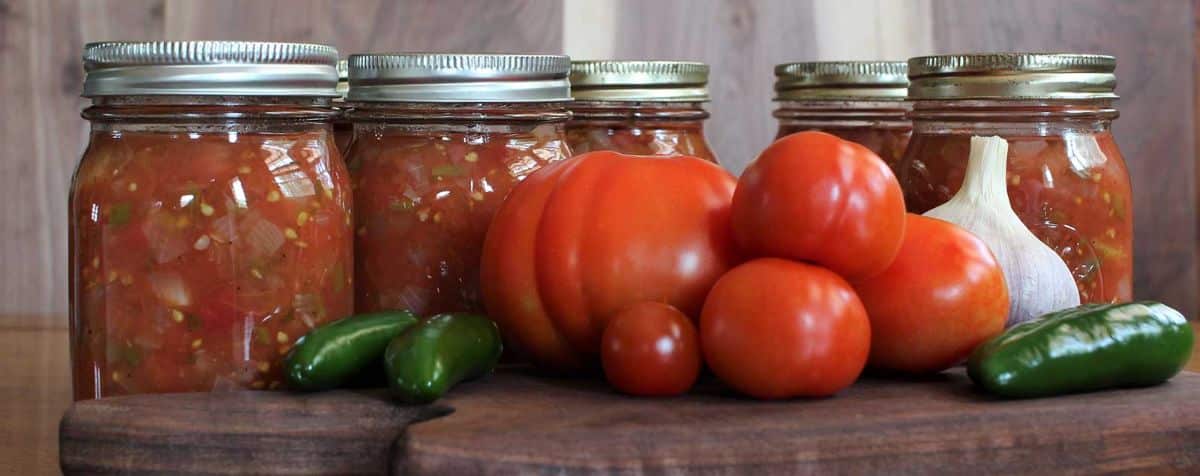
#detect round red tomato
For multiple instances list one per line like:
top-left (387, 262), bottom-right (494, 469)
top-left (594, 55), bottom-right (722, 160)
top-left (601, 302), bottom-right (700, 396)
top-left (731, 131), bottom-right (906, 279)
top-left (700, 258), bottom-right (870, 399)
top-left (481, 151), bottom-right (739, 373)
top-left (853, 214), bottom-right (1009, 374)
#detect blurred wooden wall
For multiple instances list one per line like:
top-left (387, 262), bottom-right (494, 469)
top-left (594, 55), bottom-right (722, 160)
top-left (1, 0), bottom-right (1196, 323)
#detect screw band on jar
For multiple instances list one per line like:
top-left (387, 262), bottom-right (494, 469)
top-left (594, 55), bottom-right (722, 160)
top-left (569, 60), bottom-right (710, 102)
top-left (346, 53), bottom-right (572, 103)
top-left (907, 53), bottom-right (1117, 100)
top-left (773, 61), bottom-right (908, 101)
top-left (82, 41), bottom-right (340, 97)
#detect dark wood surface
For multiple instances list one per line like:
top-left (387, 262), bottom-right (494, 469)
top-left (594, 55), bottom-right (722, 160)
top-left (60, 388), bottom-right (450, 475)
top-left (60, 367), bottom-right (1200, 475)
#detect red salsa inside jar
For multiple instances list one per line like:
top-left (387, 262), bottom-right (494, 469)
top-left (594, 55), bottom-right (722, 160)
top-left (345, 53), bottom-right (573, 316)
top-left (776, 120), bottom-right (909, 168)
top-left (71, 129), bottom-right (353, 399)
top-left (348, 123), bottom-right (568, 315)
top-left (901, 131), bottom-right (1133, 303)
top-left (565, 113), bottom-right (716, 162)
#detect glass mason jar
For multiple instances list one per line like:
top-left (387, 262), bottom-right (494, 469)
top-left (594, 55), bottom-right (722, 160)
top-left (70, 42), bottom-right (353, 400)
top-left (567, 61), bottom-right (717, 163)
top-left (773, 61), bottom-right (911, 168)
top-left (333, 59), bottom-right (353, 153)
top-left (345, 54), bottom-right (572, 316)
top-left (897, 53), bottom-right (1132, 303)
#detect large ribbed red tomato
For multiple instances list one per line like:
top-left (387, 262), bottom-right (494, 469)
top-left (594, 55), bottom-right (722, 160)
top-left (732, 131), bottom-right (906, 279)
top-left (480, 151), bottom-right (739, 373)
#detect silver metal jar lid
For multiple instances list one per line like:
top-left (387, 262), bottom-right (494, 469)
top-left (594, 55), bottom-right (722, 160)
top-left (347, 53), bottom-right (572, 103)
top-left (82, 41), bottom-right (340, 97)
top-left (907, 53), bottom-right (1117, 100)
top-left (569, 61), bottom-right (710, 102)
top-left (774, 61), bottom-right (908, 101)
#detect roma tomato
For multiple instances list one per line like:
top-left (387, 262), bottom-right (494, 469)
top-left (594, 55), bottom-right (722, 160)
top-left (481, 151), bottom-right (739, 373)
top-left (731, 131), bottom-right (905, 279)
top-left (700, 258), bottom-right (870, 399)
top-left (601, 302), bottom-right (700, 396)
top-left (853, 214), bottom-right (1009, 374)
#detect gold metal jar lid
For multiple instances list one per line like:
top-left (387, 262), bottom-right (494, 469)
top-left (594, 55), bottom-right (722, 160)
top-left (774, 61), bottom-right (908, 101)
top-left (570, 61), bottom-right (710, 102)
top-left (907, 53), bottom-right (1117, 100)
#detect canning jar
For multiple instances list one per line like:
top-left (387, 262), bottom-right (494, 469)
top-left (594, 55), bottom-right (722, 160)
top-left (567, 61), bottom-right (717, 163)
top-left (897, 53), bottom-right (1132, 303)
top-left (70, 42), bottom-right (353, 399)
top-left (346, 54), bottom-right (571, 315)
top-left (773, 61), bottom-right (910, 168)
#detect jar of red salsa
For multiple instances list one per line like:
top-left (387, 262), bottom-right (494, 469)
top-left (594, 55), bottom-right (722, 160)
top-left (345, 54), bottom-right (571, 315)
top-left (774, 61), bottom-right (911, 168)
top-left (897, 53), bottom-right (1132, 303)
top-left (567, 61), bottom-right (717, 163)
top-left (70, 42), bottom-right (353, 399)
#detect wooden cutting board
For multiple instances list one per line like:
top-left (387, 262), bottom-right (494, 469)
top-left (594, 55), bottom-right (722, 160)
top-left (61, 369), bottom-right (1200, 475)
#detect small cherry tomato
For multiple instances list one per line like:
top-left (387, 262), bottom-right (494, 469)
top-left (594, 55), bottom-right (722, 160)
top-left (853, 214), bottom-right (1009, 374)
top-left (701, 258), bottom-right (870, 399)
top-left (601, 302), bottom-right (701, 397)
top-left (731, 131), bottom-right (906, 279)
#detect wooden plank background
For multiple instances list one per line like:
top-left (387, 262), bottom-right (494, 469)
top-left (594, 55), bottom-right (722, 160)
top-left (0, 2), bottom-right (1196, 473)
top-left (0, 0), bottom-right (1196, 323)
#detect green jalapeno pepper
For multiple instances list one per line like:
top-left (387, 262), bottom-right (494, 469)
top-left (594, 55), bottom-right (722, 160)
top-left (968, 301), bottom-right (1193, 398)
top-left (384, 313), bottom-right (502, 404)
top-left (284, 310), bottom-right (418, 391)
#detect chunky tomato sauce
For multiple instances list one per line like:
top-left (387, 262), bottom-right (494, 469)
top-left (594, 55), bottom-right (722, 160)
top-left (773, 101), bottom-right (910, 169)
top-left (70, 127), bottom-right (353, 399)
top-left (566, 124), bottom-right (716, 162)
top-left (776, 125), bottom-right (910, 169)
top-left (899, 131), bottom-right (1133, 303)
top-left (566, 103), bottom-right (716, 163)
top-left (349, 123), bottom-right (569, 315)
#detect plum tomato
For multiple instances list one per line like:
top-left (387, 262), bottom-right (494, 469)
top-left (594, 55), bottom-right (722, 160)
top-left (853, 214), bottom-right (1009, 374)
top-left (601, 302), bottom-right (701, 397)
top-left (731, 131), bottom-right (906, 279)
top-left (700, 258), bottom-right (871, 399)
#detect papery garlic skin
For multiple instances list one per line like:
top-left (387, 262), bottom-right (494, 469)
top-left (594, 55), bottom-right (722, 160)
top-left (924, 136), bottom-right (1080, 327)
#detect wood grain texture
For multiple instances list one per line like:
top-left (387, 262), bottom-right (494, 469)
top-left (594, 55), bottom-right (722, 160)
top-left (61, 389), bottom-right (450, 475)
top-left (931, 0), bottom-right (1199, 326)
top-left (57, 366), bottom-right (1200, 475)
top-left (11, 324), bottom-right (1200, 473)
top-left (0, 326), bottom-right (72, 476)
top-left (610, 0), bottom-right (820, 174)
top-left (403, 371), bottom-right (1200, 474)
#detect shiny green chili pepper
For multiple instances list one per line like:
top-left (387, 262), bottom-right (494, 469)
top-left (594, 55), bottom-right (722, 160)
top-left (968, 301), bottom-right (1194, 398)
top-left (384, 313), bottom-right (502, 404)
top-left (284, 310), bottom-right (418, 391)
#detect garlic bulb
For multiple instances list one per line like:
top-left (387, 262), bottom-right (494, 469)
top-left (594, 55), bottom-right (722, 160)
top-left (924, 136), bottom-right (1079, 327)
